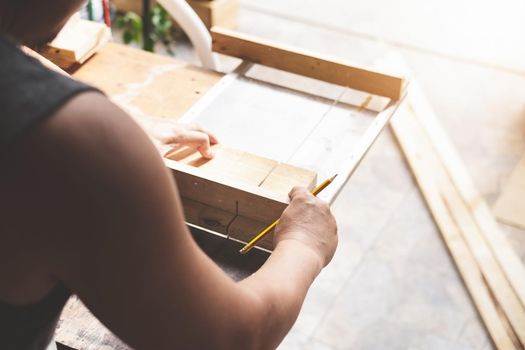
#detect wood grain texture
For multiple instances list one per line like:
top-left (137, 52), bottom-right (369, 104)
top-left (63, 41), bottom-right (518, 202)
top-left (182, 197), bottom-right (274, 249)
top-left (73, 43), bottom-right (223, 120)
top-left (211, 27), bottom-right (405, 100)
top-left (55, 297), bottom-right (129, 350)
top-left (166, 158), bottom-right (313, 224)
top-left (260, 163), bottom-right (317, 194)
top-left (165, 144), bottom-right (317, 249)
top-left (493, 154), bottom-right (525, 229)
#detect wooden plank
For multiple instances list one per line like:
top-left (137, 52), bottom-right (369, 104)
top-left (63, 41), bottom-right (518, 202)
top-left (56, 296), bottom-right (129, 350)
top-left (182, 198), bottom-right (274, 249)
top-left (167, 160), bottom-right (288, 223)
top-left (391, 104), bottom-right (521, 350)
top-left (493, 153), bottom-right (525, 229)
top-left (39, 15), bottom-right (111, 70)
top-left (181, 197), bottom-right (236, 235)
top-left (211, 27), bottom-right (405, 100)
top-left (406, 71), bottom-right (525, 313)
top-left (166, 143), bottom-right (317, 191)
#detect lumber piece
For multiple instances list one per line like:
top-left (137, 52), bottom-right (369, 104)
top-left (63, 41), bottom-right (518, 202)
top-left (181, 197), bottom-right (235, 235)
top-left (56, 296), bottom-right (128, 349)
top-left (166, 144), bottom-right (318, 194)
top-left (493, 153), bottom-right (525, 229)
top-left (391, 104), bottom-right (521, 350)
top-left (181, 197), bottom-right (274, 248)
top-left (168, 160), bottom-right (289, 223)
top-left (211, 27), bottom-right (405, 101)
top-left (406, 73), bottom-right (525, 312)
top-left (39, 14), bottom-right (111, 70)
top-left (165, 145), bottom-right (318, 249)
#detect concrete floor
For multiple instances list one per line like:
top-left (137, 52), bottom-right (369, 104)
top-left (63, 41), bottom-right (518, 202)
top-left (213, 1), bottom-right (524, 350)
top-left (141, 1), bottom-right (525, 348)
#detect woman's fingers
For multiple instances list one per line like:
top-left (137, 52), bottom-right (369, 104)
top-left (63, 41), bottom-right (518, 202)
top-left (169, 130), bottom-right (214, 159)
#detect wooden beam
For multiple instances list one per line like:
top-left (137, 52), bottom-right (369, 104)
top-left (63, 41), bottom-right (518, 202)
top-left (391, 105), bottom-right (521, 350)
top-left (165, 144), bottom-right (318, 249)
top-left (211, 27), bottom-right (405, 100)
top-left (406, 71), bottom-right (525, 313)
top-left (168, 160), bottom-right (289, 223)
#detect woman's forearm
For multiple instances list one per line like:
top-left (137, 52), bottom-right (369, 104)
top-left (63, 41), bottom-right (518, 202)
top-left (238, 240), bottom-right (323, 349)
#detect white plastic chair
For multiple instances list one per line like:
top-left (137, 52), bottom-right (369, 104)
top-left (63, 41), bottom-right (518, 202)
top-left (156, 0), bottom-right (219, 70)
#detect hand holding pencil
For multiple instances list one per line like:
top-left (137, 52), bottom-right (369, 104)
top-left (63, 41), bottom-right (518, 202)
top-left (240, 175), bottom-right (338, 266)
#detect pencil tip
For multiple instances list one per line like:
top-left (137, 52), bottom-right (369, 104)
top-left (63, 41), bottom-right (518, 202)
top-left (240, 246), bottom-right (252, 254)
top-left (330, 174), bottom-right (338, 181)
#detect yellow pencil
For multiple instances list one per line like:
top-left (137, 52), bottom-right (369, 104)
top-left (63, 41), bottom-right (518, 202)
top-left (239, 174), bottom-right (338, 254)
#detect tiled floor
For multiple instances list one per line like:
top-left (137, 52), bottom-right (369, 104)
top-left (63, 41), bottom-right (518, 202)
top-left (217, 1), bottom-right (525, 349)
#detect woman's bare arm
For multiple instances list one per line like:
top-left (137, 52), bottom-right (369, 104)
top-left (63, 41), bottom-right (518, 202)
top-left (12, 92), bottom-right (337, 350)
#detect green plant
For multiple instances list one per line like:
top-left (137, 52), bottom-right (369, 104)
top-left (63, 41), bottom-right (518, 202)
top-left (115, 4), bottom-right (176, 55)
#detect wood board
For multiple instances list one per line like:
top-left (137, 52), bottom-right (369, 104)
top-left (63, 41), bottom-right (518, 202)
top-left (211, 27), bottom-right (405, 100)
top-left (391, 104), bottom-right (522, 350)
top-left (493, 153), bottom-right (525, 229)
top-left (39, 14), bottom-right (111, 70)
top-left (387, 56), bottom-right (525, 349)
top-left (166, 145), bottom-right (317, 249)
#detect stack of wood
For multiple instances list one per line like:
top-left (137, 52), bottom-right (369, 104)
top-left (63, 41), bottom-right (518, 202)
top-left (388, 58), bottom-right (525, 350)
top-left (112, 0), bottom-right (239, 29)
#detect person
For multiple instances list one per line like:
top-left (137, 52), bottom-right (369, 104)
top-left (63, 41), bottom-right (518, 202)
top-left (0, 1), bottom-right (338, 349)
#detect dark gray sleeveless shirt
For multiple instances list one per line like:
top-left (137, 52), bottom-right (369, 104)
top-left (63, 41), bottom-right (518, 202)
top-left (0, 33), bottom-right (100, 350)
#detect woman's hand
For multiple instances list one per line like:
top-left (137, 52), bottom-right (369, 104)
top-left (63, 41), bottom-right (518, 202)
top-left (144, 119), bottom-right (219, 159)
top-left (274, 186), bottom-right (338, 268)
